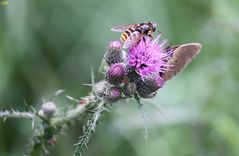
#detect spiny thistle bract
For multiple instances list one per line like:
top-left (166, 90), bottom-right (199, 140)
top-left (124, 82), bottom-right (137, 97)
top-left (136, 77), bottom-right (163, 97)
top-left (125, 65), bottom-right (141, 83)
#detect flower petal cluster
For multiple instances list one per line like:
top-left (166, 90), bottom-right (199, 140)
top-left (128, 35), bottom-right (172, 82)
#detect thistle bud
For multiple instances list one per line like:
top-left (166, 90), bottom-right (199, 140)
top-left (104, 87), bottom-right (121, 102)
top-left (124, 83), bottom-right (137, 97)
top-left (94, 80), bottom-right (110, 98)
top-left (105, 63), bottom-right (125, 85)
top-left (41, 101), bottom-right (56, 117)
top-left (125, 65), bottom-right (141, 83)
top-left (105, 40), bottom-right (123, 65)
top-left (136, 77), bottom-right (163, 98)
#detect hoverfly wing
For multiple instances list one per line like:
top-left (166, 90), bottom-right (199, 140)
top-left (111, 23), bottom-right (138, 32)
top-left (123, 33), bottom-right (143, 49)
top-left (163, 43), bottom-right (202, 81)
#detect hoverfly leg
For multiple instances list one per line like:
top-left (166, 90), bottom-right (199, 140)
top-left (148, 33), bottom-right (154, 39)
top-left (142, 36), bottom-right (147, 46)
top-left (157, 30), bottom-right (162, 34)
top-left (142, 36), bottom-right (146, 42)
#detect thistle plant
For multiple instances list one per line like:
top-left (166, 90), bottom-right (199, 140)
top-left (0, 25), bottom-right (201, 156)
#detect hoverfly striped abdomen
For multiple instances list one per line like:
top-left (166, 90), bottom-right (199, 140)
top-left (121, 32), bottom-right (128, 41)
top-left (121, 31), bottom-right (139, 42)
top-left (121, 27), bottom-right (136, 41)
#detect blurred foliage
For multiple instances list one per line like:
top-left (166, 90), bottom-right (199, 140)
top-left (0, 0), bottom-right (239, 155)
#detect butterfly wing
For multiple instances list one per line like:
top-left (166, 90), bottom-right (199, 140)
top-left (163, 43), bottom-right (202, 81)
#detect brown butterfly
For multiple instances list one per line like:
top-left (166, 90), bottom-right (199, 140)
top-left (163, 43), bottom-right (202, 81)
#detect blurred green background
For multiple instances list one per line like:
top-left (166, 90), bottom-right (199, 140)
top-left (0, 0), bottom-right (239, 155)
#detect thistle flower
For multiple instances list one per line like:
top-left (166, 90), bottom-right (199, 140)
top-left (95, 80), bottom-right (110, 97)
top-left (124, 82), bottom-right (137, 97)
top-left (105, 63), bottom-right (125, 85)
top-left (125, 65), bottom-right (141, 83)
top-left (104, 87), bottom-right (122, 102)
top-left (94, 80), bottom-right (121, 102)
top-left (136, 77), bottom-right (163, 98)
top-left (105, 40), bottom-right (124, 65)
top-left (41, 101), bottom-right (56, 117)
top-left (127, 35), bottom-right (172, 80)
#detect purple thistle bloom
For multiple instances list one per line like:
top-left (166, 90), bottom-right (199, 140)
top-left (110, 87), bottom-right (121, 98)
top-left (105, 40), bottom-right (123, 65)
top-left (105, 87), bottom-right (122, 102)
top-left (128, 35), bottom-right (172, 83)
top-left (108, 40), bottom-right (122, 51)
top-left (105, 63), bottom-right (125, 84)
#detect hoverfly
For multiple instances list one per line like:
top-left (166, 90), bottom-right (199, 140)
top-left (111, 21), bottom-right (157, 49)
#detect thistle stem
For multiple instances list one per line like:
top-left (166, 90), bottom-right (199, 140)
top-left (50, 95), bottom-right (96, 128)
top-left (73, 101), bottom-right (106, 156)
top-left (0, 110), bottom-right (34, 120)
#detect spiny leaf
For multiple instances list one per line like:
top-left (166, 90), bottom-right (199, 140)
top-left (73, 102), bottom-right (105, 156)
top-left (91, 67), bottom-right (95, 92)
top-left (66, 95), bottom-right (80, 103)
top-left (54, 89), bottom-right (65, 96)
